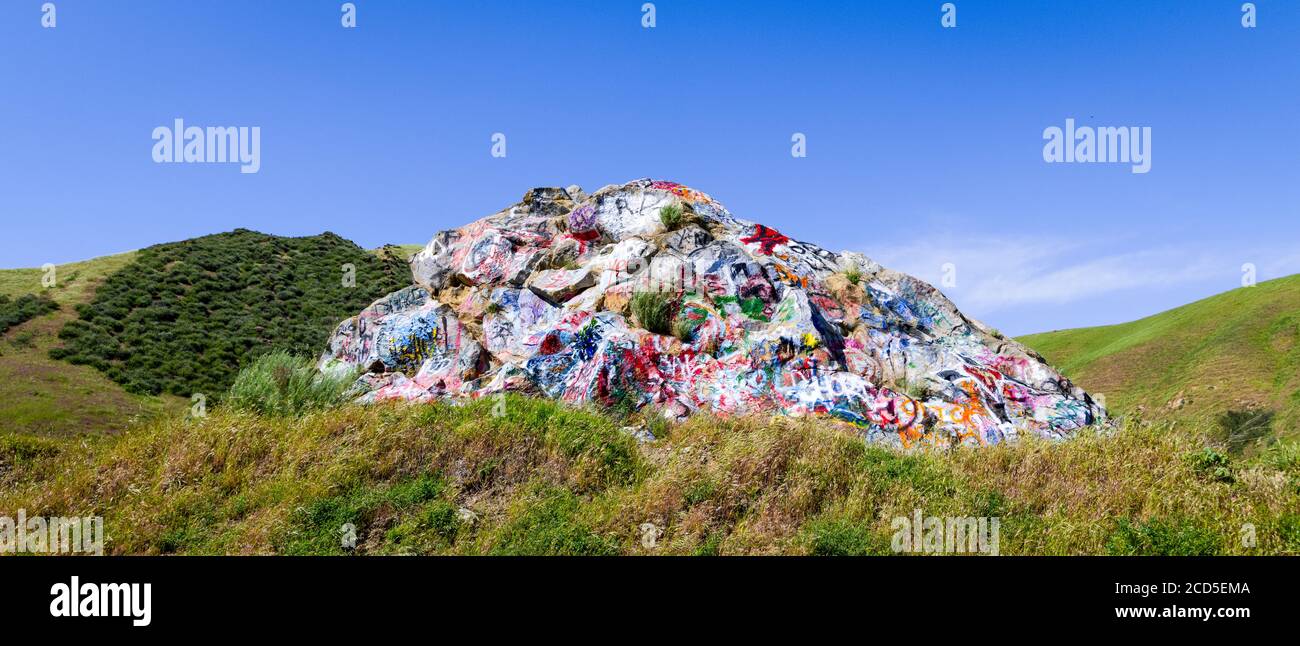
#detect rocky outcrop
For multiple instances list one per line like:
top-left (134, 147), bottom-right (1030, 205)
top-left (320, 179), bottom-right (1105, 447)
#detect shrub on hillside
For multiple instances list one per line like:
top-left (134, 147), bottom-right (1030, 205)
top-left (224, 351), bottom-right (358, 417)
top-left (49, 229), bottom-right (410, 398)
top-left (1186, 447), bottom-right (1235, 483)
top-left (0, 293), bottom-right (59, 334)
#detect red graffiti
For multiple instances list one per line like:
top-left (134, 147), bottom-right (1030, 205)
top-left (740, 225), bottom-right (790, 255)
top-left (962, 364), bottom-right (1002, 392)
top-left (538, 332), bottom-right (564, 355)
top-left (568, 229), bottom-right (601, 242)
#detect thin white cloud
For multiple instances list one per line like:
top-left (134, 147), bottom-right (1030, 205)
top-left (961, 249), bottom-right (1224, 310)
top-left (864, 234), bottom-right (1280, 316)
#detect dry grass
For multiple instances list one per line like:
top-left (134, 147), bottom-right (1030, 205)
top-left (3, 395), bottom-right (1297, 555)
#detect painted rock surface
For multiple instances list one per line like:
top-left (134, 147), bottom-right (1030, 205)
top-left (321, 179), bottom-right (1106, 447)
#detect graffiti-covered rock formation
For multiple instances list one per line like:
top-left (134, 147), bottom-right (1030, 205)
top-left (320, 179), bottom-right (1106, 447)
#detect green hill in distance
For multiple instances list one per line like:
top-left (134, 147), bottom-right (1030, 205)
top-left (51, 229), bottom-right (414, 399)
top-left (1020, 274), bottom-right (1300, 449)
top-left (0, 250), bottom-right (184, 437)
top-left (0, 234), bottom-right (422, 436)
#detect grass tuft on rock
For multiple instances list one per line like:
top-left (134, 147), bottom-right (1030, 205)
top-left (659, 203), bottom-right (687, 231)
top-left (843, 267), bottom-right (862, 286)
top-left (631, 291), bottom-right (677, 336)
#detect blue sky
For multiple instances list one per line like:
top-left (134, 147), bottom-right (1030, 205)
top-left (2, 1), bottom-right (1297, 335)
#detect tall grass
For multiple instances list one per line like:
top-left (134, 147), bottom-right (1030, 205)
top-left (4, 394), bottom-right (1298, 555)
top-left (223, 351), bottom-right (358, 417)
top-left (631, 291), bottom-right (676, 336)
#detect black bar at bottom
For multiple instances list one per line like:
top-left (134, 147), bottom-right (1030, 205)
top-left (2, 556), bottom-right (1289, 635)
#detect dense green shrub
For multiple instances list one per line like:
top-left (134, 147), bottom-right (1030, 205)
top-left (224, 351), bottom-right (359, 417)
top-left (0, 293), bottom-right (59, 334)
top-left (50, 230), bottom-right (409, 398)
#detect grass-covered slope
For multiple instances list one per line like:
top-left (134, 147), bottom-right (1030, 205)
top-left (0, 250), bottom-right (139, 304)
top-left (50, 230), bottom-right (412, 399)
top-left (0, 251), bottom-right (188, 436)
top-left (0, 238), bottom-right (420, 437)
top-left (4, 394), bottom-right (1297, 555)
top-left (1020, 274), bottom-right (1300, 440)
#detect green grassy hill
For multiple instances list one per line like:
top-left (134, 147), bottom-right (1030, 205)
top-left (50, 229), bottom-right (412, 399)
top-left (1020, 274), bottom-right (1300, 447)
top-left (0, 251), bottom-right (187, 436)
top-left (0, 235), bottom-right (422, 437)
top-left (381, 244), bottom-right (425, 261)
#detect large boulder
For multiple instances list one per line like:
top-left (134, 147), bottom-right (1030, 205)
top-left (321, 179), bottom-right (1107, 448)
